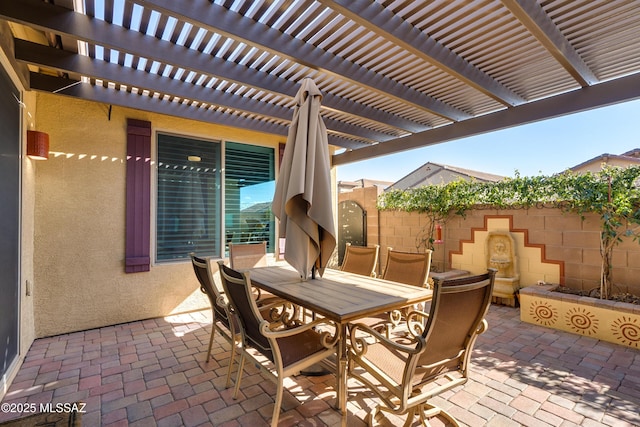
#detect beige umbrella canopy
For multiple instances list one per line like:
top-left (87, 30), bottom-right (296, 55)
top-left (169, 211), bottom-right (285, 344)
top-left (272, 78), bottom-right (336, 280)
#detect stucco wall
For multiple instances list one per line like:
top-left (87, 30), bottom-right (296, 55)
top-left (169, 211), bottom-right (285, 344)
top-left (33, 92), bottom-right (285, 337)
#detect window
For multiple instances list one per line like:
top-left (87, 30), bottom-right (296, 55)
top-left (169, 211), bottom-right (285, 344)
top-left (225, 142), bottom-right (275, 253)
top-left (156, 135), bottom-right (275, 261)
top-left (157, 134), bottom-right (222, 261)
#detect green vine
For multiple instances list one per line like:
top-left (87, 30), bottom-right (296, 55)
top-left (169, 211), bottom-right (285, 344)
top-left (378, 166), bottom-right (640, 299)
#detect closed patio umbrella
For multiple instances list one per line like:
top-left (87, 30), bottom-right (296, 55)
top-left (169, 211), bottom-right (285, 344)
top-left (272, 78), bottom-right (336, 280)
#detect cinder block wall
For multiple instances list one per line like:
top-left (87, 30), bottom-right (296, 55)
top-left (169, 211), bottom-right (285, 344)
top-left (378, 210), bottom-right (440, 274)
top-left (342, 190), bottom-right (640, 295)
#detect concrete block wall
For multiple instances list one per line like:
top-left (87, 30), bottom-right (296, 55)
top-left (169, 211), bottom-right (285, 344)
top-left (378, 210), bottom-right (443, 274)
top-left (341, 191), bottom-right (640, 295)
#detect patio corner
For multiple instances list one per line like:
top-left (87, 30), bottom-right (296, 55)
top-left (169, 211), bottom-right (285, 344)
top-left (520, 284), bottom-right (640, 349)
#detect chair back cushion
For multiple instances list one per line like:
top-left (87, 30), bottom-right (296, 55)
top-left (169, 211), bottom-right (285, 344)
top-left (340, 244), bottom-right (379, 277)
top-left (218, 262), bottom-right (274, 360)
top-left (382, 249), bottom-right (432, 287)
top-left (190, 254), bottom-right (229, 325)
top-left (229, 241), bottom-right (268, 270)
top-left (413, 269), bottom-right (496, 385)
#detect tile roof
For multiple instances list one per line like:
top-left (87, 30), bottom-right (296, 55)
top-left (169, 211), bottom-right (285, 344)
top-left (388, 161), bottom-right (505, 190)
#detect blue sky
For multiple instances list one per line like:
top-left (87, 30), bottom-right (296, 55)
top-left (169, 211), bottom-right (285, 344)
top-left (336, 98), bottom-right (640, 183)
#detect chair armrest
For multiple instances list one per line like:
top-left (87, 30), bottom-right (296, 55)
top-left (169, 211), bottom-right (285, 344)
top-left (260, 317), bottom-right (335, 337)
top-left (252, 286), bottom-right (264, 301)
top-left (477, 318), bottom-right (488, 335)
top-left (405, 309), bottom-right (430, 338)
top-left (216, 294), bottom-right (230, 309)
top-left (349, 322), bottom-right (425, 357)
top-left (260, 318), bottom-right (339, 348)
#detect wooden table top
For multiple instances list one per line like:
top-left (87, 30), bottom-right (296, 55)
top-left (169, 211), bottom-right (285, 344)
top-left (248, 265), bottom-right (432, 324)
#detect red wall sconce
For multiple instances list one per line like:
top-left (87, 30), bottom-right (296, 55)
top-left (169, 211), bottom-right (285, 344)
top-left (27, 130), bottom-right (49, 160)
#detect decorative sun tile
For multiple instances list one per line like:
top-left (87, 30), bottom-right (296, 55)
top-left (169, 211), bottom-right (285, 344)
top-left (520, 286), bottom-right (640, 349)
top-left (529, 300), bottom-right (558, 326)
top-left (611, 316), bottom-right (640, 348)
top-left (564, 307), bottom-right (599, 336)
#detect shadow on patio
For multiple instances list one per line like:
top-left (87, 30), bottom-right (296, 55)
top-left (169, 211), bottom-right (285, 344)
top-left (1, 305), bottom-right (638, 427)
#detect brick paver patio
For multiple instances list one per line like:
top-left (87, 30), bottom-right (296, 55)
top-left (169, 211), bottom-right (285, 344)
top-left (1, 305), bottom-right (638, 426)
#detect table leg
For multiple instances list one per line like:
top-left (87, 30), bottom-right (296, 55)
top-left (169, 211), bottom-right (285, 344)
top-left (336, 323), bottom-right (348, 413)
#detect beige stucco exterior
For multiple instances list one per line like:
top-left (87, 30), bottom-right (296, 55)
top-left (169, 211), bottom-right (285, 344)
top-left (31, 91), bottom-right (289, 337)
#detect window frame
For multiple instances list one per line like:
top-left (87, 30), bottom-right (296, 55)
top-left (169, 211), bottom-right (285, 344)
top-left (152, 131), bottom-right (276, 264)
top-left (224, 141), bottom-right (276, 255)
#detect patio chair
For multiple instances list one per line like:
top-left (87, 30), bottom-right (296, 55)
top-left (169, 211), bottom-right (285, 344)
top-left (340, 243), bottom-right (380, 277)
top-left (191, 253), bottom-right (291, 386)
top-left (358, 248), bottom-right (433, 335)
top-left (189, 253), bottom-right (239, 386)
top-left (229, 241), bottom-right (268, 270)
top-left (217, 261), bottom-right (338, 427)
top-left (382, 248), bottom-right (433, 287)
top-left (229, 241), bottom-right (278, 302)
top-left (347, 269), bottom-right (497, 426)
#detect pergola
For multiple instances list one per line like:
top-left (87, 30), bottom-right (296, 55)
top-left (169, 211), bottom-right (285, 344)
top-left (2, 0), bottom-right (640, 166)
top-left (3, 3), bottom-right (640, 423)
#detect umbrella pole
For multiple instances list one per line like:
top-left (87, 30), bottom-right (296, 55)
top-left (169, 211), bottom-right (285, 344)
top-left (312, 227), bottom-right (322, 280)
top-left (302, 254), bottom-right (330, 376)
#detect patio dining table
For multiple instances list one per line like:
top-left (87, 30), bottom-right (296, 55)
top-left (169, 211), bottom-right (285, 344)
top-left (247, 264), bottom-right (433, 415)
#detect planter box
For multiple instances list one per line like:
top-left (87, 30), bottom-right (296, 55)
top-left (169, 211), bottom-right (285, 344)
top-left (519, 284), bottom-right (640, 349)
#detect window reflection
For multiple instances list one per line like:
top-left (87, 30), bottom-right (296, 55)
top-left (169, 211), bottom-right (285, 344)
top-left (225, 142), bottom-right (275, 254)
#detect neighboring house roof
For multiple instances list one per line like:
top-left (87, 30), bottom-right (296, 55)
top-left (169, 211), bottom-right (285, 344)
top-left (568, 149), bottom-right (640, 173)
top-left (622, 149), bottom-right (640, 158)
top-left (241, 201), bottom-right (272, 213)
top-left (338, 179), bottom-right (394, 192)
top-left (386, 162), bottom-right (505, 191)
